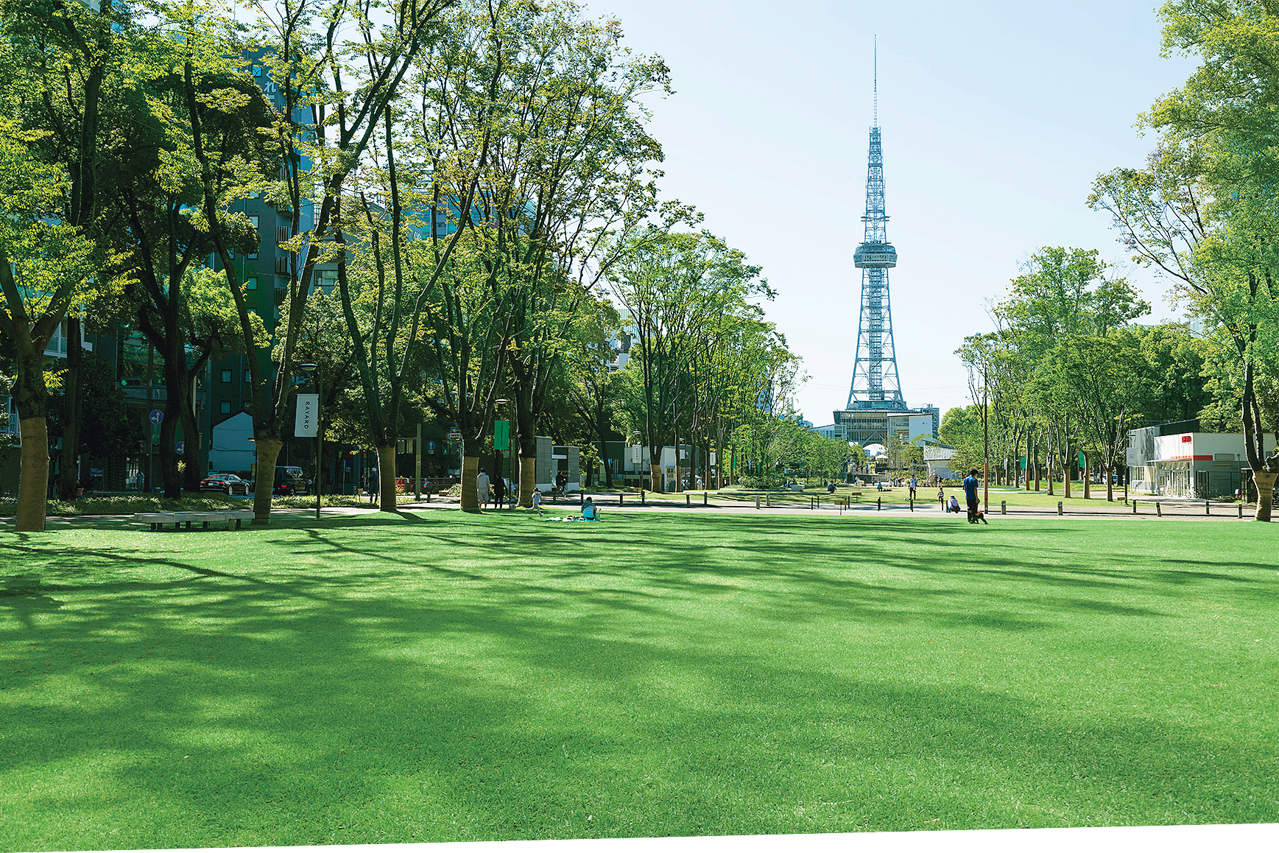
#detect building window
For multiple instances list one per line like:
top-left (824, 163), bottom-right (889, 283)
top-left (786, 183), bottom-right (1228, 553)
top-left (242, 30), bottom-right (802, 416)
top-left (219, 401), bottom-right (232, 414)
top-left (245, 277), bottom-right (258, 291)
top-left (248, 216), bottom-right (259, 259)
top-left (244, 369), bottom-right (252, 383)
top-left (220, 369), bottom-right (232, 383)
top-left (315, 269), bottom-right (338, 295)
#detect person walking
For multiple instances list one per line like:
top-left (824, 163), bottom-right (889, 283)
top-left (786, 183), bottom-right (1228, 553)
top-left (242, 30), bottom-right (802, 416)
top-left (369, 467), bottom-right (379, 504)
top-left (476, 469), bottom-right (491, 507)
top-left (909, 476), bottom-right (918, 500)
top-left (492, 475), bottom-right (506, 510)
top-left (963, 468), bottom-right (987, 524)
top-left (532, 487), bottom-right (543, 515)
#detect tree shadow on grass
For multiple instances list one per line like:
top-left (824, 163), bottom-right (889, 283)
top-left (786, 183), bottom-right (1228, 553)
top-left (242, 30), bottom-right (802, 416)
top-left (1, 551), bottom-right (1274, 849)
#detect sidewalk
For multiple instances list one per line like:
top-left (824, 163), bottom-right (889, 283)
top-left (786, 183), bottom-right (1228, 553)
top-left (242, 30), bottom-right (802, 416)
top-left (6, 492), bottom-right (1261, 530)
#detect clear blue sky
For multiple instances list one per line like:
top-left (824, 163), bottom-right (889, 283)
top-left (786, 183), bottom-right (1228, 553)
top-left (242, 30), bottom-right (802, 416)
top-left (583, 0), bottom-right (1200, 424)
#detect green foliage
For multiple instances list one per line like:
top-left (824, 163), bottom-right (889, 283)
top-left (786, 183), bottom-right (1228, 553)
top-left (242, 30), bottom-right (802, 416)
top-left (1091, 0), bottom-right (1279, 480)
top-left (46, 351), bottom-right (144, 460)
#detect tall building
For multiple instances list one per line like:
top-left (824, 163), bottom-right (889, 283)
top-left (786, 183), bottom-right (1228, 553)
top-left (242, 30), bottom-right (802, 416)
top-left (829, 44), bottom-right (937, 449)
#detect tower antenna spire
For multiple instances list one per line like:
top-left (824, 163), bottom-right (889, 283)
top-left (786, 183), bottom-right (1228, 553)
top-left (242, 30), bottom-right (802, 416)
top-left (873, 35), bottom-right (877, 126)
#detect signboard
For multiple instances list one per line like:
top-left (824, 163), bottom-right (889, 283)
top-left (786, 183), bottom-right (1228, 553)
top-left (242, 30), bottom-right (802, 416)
top-left (447, 429), bottom-right (462, 441)
top-left (1078, 452), bottom-right (1086, 469)
top-left (426, 440), bottom-right (437, 453)
top-left (294, 393), bottom-right (319, 437)
top-left (175, 441), bottom-right (185, 456)
top-left (494, 419), bottom-right (510, 451)
top-left (631, 444), bottom-right (643, 464)
top-left (149, 409), bottom-right (164, 425)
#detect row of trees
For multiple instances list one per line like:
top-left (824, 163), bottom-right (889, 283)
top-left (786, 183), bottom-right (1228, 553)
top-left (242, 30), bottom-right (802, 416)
top-left (948, 0), bottom-right (1279, 521)
top-left (0, 0), bottom-right (803, 529)
top-left (944, 247), bottom-right (1207, 500)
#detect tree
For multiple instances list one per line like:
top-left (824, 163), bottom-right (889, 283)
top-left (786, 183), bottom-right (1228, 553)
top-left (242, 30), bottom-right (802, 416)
top-left (1089, 0), bottom-right (1279, 519)
top-left (104, 40), bottom-right (271, 496)
top-left (990, 247), bottom-right (1148, 498)
top-left (181, 0), bottom-right (456, 523)
top-left (609, 228), bottom-right (772, 491)
top-left (0, 0), bottom-right (114, 529)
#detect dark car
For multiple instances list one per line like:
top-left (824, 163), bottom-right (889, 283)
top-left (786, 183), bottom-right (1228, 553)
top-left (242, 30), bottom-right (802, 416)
top-left (199, 473), bottom-right (250, 496)
top-left (274, 466), bottom-right (309, 496)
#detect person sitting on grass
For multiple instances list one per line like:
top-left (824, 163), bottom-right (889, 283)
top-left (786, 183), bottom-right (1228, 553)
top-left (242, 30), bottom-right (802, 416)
top-left (581, 497), bottom-right (600, 521)
top-left (948, 494), bottom-right (961, 515)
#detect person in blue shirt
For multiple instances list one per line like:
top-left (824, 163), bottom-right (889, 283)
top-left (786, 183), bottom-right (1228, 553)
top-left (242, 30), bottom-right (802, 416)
top-left (962, 468), bottom-right (987, 524)
top-left (581, 497), bottom-right (600, 521)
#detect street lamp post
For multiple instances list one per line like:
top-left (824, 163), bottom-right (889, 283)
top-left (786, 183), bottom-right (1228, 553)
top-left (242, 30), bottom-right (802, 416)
top-left (301, 363), bottom-right (321, 521)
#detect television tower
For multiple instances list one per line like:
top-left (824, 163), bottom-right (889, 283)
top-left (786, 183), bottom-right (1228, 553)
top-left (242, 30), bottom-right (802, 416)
top-left (846, 38), bottom-right (905, 411)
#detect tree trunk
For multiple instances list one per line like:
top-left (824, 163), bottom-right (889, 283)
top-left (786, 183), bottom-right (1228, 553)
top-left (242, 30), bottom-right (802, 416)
top-left (461, 454), bottom-right (481, 512)
top-left (519, 455), bottom-right (536, 508)
top-left (252, 437), bottom-right (283, 524)
top-left (597, 419), bottom-right (613, 489)
top-left (17, 417), bottom-right (50, 531)
top-left (1253, 471), bottom-right (1276, 522)
top-left (159, 401), bottom-right (182, 499)
top-left (179, 376), bottom-right (204, 493)
top-left (1105, 463), bottom-right (1114, 502)
top-left (517, 430), bottom-right (537, 508)
top-left (378, 444), bottom-right (397, 511)
top-left (57, 318), bottom-right (84, 501)
top-left (649, 447), bottom-right (662, 492)
top-left (1083, 456), bottom-right (1090, 499)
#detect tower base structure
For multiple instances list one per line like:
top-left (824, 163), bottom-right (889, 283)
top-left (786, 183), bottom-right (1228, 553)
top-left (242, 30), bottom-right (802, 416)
top-left (826, 404), bottom-right (940, 448)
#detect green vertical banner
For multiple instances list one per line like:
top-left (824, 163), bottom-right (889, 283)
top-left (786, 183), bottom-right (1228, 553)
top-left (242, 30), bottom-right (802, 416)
top-left (494, 419), bottom-right (509, 451)
top-left (1018, 456), bottom-right (1026, 470)
top-left (1078, 451), bottom-right (1086, 469)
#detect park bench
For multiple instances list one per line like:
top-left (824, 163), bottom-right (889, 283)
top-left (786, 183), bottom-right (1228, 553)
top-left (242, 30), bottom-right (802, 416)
top-left (134, 510), bottom-right (255, 531)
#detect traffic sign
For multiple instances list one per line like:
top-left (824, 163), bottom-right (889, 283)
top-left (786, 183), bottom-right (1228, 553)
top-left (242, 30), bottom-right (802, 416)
top-left (175, 441), bottom-right (185, 455)
top-left (447, 429), bottom-right (462, 441)
top-left (149, 409), bottom-right (164, 425)
top-left (426, 440), bottom-right (436, 453)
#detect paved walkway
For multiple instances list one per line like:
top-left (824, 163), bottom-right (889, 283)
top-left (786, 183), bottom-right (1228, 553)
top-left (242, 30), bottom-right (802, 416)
top-left (3, 492), bottom-right (1261, 530)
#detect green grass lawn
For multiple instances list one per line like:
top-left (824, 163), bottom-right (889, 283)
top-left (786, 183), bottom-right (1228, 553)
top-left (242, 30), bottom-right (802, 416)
top-left (1, 511), bottom-right (1275, 849)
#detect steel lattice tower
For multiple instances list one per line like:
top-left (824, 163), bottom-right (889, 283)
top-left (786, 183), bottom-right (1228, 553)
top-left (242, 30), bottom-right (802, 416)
top-left (846, 43), bottom-right (905, 411)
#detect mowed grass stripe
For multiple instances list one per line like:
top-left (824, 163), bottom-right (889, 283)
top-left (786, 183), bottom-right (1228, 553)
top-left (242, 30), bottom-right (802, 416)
top-left (0, 512), bottom-right (1274, 849)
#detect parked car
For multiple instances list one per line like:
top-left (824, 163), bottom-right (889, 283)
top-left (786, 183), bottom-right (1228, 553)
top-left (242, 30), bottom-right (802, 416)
top-left (199, 473), bottom-right (250, 496)
top-left (274, 466), bottom-right (309, 496)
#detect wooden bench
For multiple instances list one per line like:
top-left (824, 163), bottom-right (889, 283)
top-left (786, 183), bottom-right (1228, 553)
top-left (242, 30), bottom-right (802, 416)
top-left (134, 510), bottom-right (255, 531)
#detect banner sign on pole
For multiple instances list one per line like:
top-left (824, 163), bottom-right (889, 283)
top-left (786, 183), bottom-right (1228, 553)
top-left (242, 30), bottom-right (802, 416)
top-left (494, 419), bottom-right (510, 451)
top-left (295, 394), bottom-right (319, 437)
